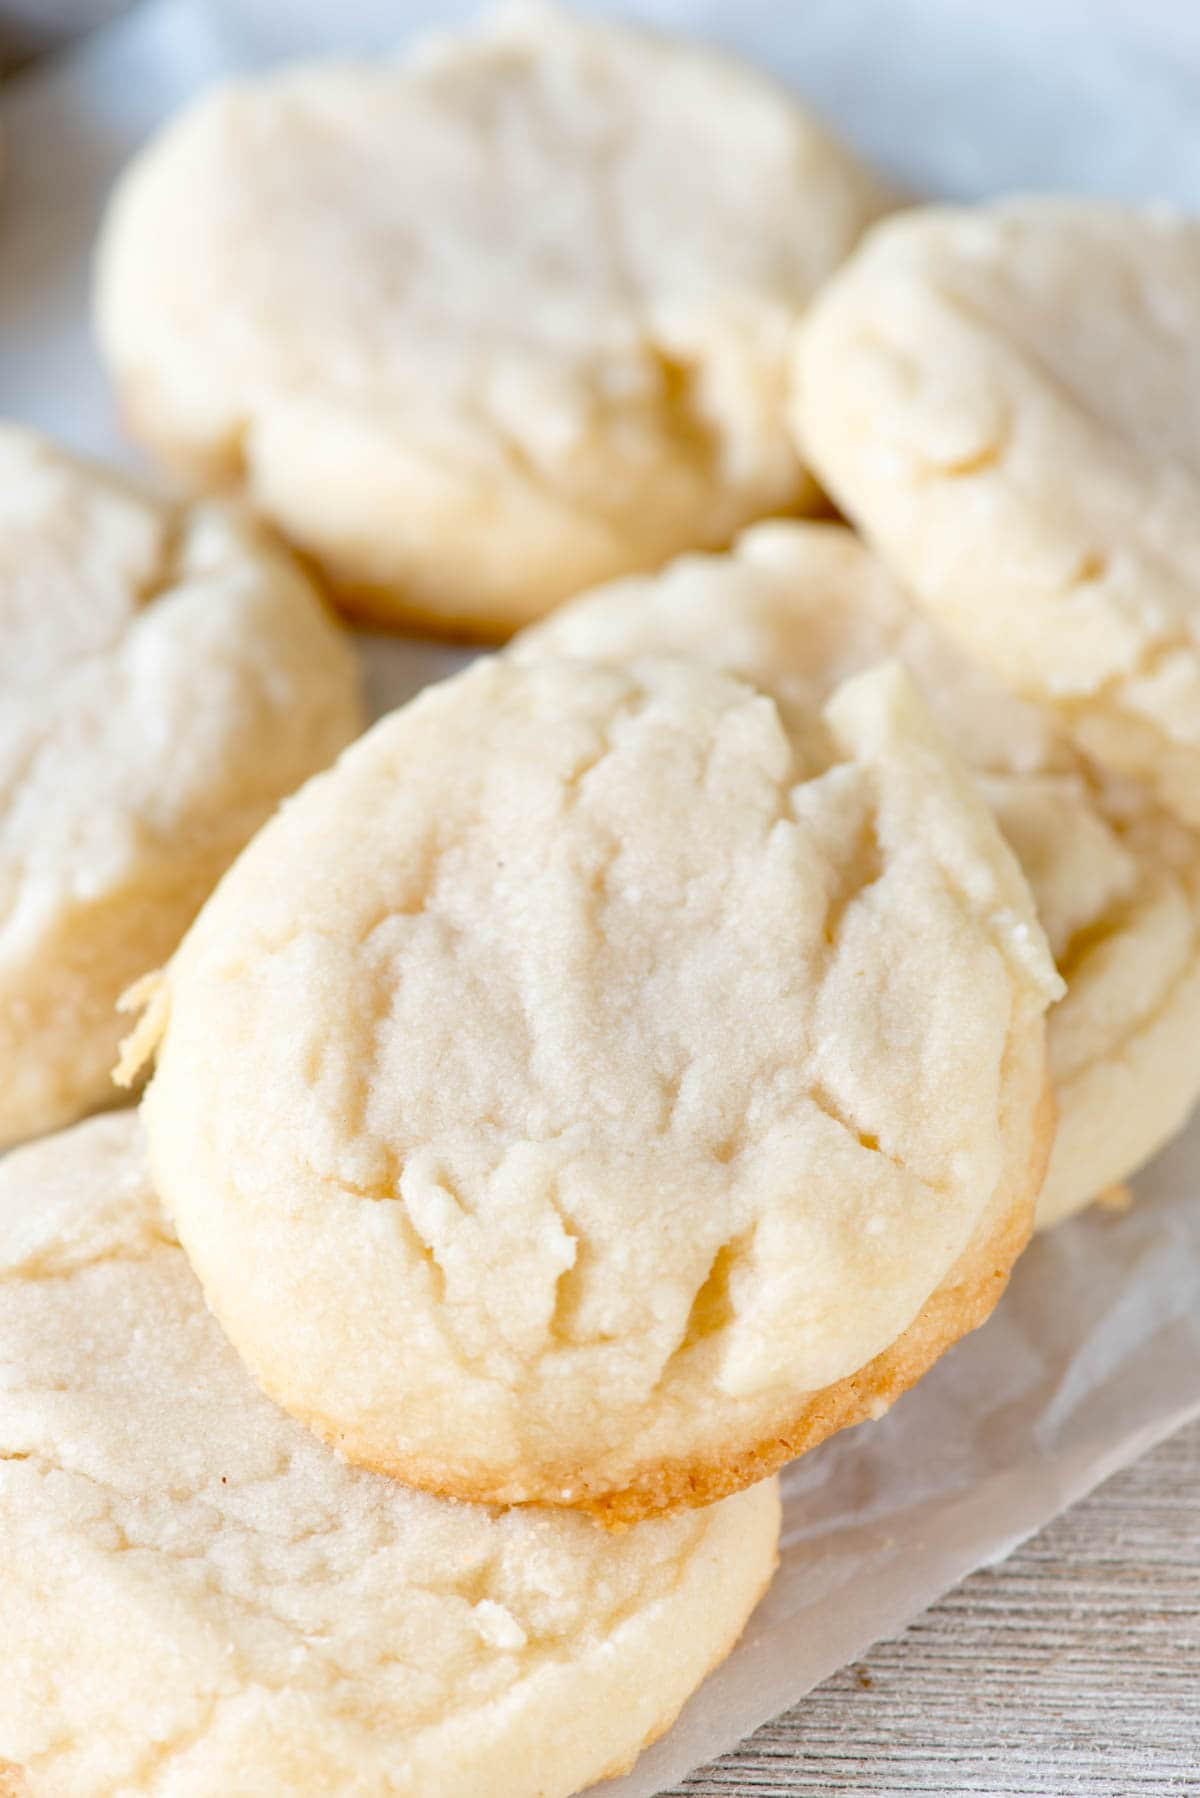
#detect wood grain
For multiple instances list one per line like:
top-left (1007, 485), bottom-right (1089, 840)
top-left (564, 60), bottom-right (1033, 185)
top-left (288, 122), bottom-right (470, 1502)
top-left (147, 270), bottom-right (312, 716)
top-left (667, 1419), bottom-right (1200, 1796)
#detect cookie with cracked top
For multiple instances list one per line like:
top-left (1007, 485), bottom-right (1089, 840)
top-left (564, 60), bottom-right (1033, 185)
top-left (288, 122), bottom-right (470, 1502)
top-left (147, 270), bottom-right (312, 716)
top-left (0, 1112), bottom-right (779, 1796)
top-left (794, 198), bottom-right (1200, 828)
top-left (516, 521), bottom-right (1200, 1229)
top-left (0, 423), bottom-right (362, 1151)
top-left (125, 653), bottom-right (1060, 1520)
top-left (95, 1), bottom-right (888, 639)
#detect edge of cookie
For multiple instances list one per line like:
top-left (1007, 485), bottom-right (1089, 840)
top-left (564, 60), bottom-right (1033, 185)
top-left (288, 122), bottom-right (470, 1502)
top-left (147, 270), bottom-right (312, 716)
top-left (277, 1031), bottom-right (1053, 1525)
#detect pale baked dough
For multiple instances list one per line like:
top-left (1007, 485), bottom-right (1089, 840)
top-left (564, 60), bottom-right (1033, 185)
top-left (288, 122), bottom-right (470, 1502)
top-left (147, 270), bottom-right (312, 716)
top-left (0, 1113), bottom-right (779, 1798)
top-left (517, 522), bottom-right (1200, 1228)
top-left (0, 424), bottom-right (363, 1150)
top-left (128, 653), bottom-right (1060, 1518)
top-left (94, 1), bottom-right (888, 638)
top-left (793, 198), bottom-right (1200, 826)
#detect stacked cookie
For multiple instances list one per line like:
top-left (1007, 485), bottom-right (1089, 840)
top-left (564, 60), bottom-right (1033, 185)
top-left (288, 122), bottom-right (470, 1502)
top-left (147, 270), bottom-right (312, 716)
top-left (3, 5), bottom-right (1200, 1794)
top-left (0, 424), bottom-right (364, 1150)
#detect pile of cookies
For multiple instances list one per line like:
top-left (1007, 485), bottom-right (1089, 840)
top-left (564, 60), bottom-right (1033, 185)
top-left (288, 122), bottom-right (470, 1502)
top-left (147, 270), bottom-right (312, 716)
top-left (4, 5), bottom-right (1200, 1793)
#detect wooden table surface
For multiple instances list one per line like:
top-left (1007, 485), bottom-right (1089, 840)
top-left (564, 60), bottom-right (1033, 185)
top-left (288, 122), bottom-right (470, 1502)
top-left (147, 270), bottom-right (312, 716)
top-left (667, 1419), bottom-right (1200, 1796)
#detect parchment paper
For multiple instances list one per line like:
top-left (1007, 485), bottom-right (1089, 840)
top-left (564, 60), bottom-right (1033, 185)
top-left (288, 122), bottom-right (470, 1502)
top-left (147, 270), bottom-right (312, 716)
top-left (2, 5), bottom-right (1199, 1791)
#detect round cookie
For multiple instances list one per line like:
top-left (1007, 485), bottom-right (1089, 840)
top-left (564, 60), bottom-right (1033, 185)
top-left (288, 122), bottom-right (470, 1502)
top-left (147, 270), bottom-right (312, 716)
top-left (516, 522), bottom-right (1200, 1229)
top-left (0, 1113), bottom-right (778, 1798)
top-left (127, 652), bottom-right (1060, 1520)
top-left (0, 424), bottom-right (363, 1150)
top-left (94, 2), bottom-right (889, 639)
top-left (792, 198), bottom-right (1200, 827)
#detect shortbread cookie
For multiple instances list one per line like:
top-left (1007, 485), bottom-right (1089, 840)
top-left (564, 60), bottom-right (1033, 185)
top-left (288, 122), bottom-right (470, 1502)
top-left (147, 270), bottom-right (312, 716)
top-left (94, 2), bottom-right (889, 639)
top-left (793, 199), bottom-right (1200, 826)
top-left (0, 425), bottom-right (362, 1150)
top-left (127, 653), bottom-right (1060, 1519)
top-left (0, 1114), bottom-right (778, 1797)
top-left (517, 523), bottom-right (1200, 1229)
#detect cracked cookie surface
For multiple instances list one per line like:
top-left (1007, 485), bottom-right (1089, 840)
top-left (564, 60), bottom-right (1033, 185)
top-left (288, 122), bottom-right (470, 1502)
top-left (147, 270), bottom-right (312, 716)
top-left (0, 425), bottom-right (363, 1150)
top-left (95, 1), bottom-right (888, 638)
top-left (792, 199), bottom-right (1200, 827)
top-left (0, 1113), bottom-right (778, 1797)
top-left (517, 522), bottom-right (1200, 1227)
top-left (131, 653), bottom-right (1059, 1517)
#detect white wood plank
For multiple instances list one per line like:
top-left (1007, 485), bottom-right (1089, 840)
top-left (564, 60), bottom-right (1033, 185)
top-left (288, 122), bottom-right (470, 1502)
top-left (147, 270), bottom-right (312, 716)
top-left (667, 1421), bottom-right (1200, 1796)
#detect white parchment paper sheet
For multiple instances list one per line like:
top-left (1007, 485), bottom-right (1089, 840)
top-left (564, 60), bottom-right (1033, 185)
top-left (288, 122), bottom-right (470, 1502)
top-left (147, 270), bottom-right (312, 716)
top-left (1, 5), bottom-right (1198, 1791)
